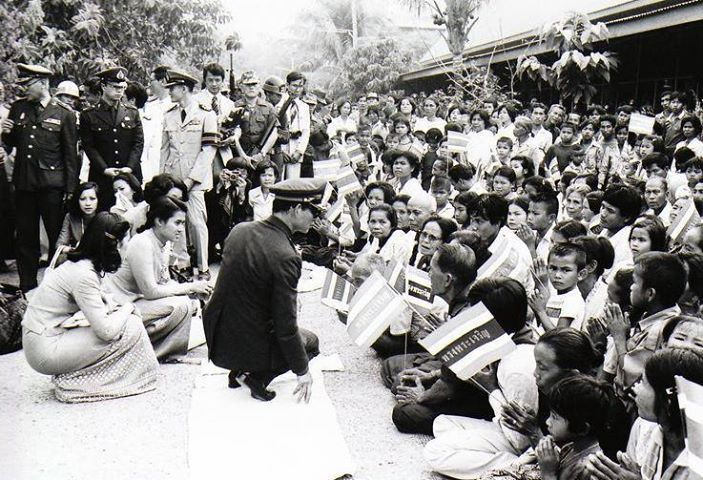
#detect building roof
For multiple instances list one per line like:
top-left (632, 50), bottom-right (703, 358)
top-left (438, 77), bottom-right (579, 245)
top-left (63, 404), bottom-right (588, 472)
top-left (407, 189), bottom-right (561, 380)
top-left (400, 0), bottom-right (703, 82)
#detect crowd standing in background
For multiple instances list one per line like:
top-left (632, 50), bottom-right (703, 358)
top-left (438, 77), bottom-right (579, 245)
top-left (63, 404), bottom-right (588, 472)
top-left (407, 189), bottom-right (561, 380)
top-left (2, 60), bottom-right (703, 479)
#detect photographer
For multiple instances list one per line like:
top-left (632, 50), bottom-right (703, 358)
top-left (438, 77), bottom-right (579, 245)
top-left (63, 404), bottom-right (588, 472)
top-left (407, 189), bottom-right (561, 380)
top-left (206, 157), bottom-right (252, 261)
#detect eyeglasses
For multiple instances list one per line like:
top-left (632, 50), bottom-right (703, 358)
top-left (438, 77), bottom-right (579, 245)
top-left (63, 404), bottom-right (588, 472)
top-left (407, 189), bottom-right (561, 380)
top-left (420, 232), bottom-right (442, 242)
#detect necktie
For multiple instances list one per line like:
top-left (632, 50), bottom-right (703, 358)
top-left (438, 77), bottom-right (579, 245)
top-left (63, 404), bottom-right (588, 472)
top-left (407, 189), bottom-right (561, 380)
top-left (211, 95), bottom-right (219, 115)
top-left (181, 109), bottom-right (186, 123)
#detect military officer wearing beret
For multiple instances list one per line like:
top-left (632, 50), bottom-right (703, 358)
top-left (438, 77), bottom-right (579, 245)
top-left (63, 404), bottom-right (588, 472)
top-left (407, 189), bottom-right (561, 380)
top-left (1, 64), bottom-right (79, 292)
top-left (203, 178), bottom-right (326, 403)
top-left (79, 67), bottom-right (144, 210)
top-left (160, 70), bottom-right (219, 280)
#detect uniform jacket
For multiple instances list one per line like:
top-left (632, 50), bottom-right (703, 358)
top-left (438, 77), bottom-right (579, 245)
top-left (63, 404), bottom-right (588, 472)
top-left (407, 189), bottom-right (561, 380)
top-left (2, 97), bottom-right (78, 192)
top-left (231, 97), bottom-right (277, 155)
top-left (160, 101), bottom-right (218, 191)
top-left (79, 99), bottom-right (144, 180)
top-left (203, 216), bottom-right (309, 375)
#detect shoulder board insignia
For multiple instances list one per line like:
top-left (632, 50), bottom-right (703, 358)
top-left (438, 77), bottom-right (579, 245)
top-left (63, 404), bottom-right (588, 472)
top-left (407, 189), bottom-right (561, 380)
top-left (166, 104), bottom-right (179, 112)
top-left (199, 102), bottom-right (211, 112)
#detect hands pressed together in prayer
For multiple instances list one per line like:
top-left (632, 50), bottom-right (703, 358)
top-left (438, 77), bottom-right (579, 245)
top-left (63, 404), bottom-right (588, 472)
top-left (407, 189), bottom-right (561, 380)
top-left (585, 451), bottom-right (642, 480)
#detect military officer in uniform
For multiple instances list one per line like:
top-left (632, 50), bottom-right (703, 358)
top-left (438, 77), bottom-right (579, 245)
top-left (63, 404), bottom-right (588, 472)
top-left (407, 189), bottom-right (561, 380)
top-left (225, 71), bottom-right (277, 162)
top-left (263, 75), bottom-right (293, 179)
top-left (79, 67), bottom-right (144, 210)
top-left (1, 64), bottom-right (79, 292)
top-left (203, 178), bottom-right (326, 403)
top-left (160, 70), bottom-right (219, 281)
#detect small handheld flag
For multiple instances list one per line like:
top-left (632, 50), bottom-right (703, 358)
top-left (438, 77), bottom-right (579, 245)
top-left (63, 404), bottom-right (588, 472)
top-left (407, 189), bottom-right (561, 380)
top-left (335, 166), bottom-right (363, 197)
top-left (320, 269), bottom-right (355, 313)
top-left (419, 302), bottom-right (516, 381)
top-left (675, 375), bottom-right (703, 478)
top-left (346, 271), bottom-right (407, 349)
top-left (668, 199), bottom-right (701, 246)
top-left (446, 131), bottom-right (470, 153)
top-left (313, 159), bottom-right (342, 182)
top-left (404, 265), bottom-right (435, 315)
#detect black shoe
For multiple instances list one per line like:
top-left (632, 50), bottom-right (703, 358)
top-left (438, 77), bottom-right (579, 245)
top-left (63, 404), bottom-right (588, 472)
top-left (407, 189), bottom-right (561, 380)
top-left (228, 370), bottom-right (242, 389)
top-left (241, 374), bottom-right (276, 401)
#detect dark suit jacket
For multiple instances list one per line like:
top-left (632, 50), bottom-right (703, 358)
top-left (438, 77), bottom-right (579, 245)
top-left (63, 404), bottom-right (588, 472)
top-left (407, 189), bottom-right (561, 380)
top-left (79, 100), bottom-right (144, 180)
top-left (203, 216), bottom-right (309, 375)
top-left (2, 98), bottom-right (78, 192)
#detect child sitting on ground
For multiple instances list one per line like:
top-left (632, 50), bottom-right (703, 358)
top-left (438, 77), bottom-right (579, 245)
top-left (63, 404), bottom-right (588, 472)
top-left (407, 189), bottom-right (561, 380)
top-left (536, 375), bottom-right (627, 480)
top-left (530, 243), bottom-right (588, 332)
top-left (601, 252), bottom-right (687, 407)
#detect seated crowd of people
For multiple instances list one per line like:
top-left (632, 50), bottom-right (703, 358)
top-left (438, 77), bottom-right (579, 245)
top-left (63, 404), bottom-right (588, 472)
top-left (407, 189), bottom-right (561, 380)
top-left (8, 70), bottom-right (703, 479)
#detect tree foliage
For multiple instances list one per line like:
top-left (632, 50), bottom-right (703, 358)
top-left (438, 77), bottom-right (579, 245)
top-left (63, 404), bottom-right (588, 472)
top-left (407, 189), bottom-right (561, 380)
top-left (517, 12), bottom-right (618, 105)
top-left (0, 0), bottom-right (233, 86)
top-left (400, 0), bottom-right (486, 61)
top-left (329, 38), bottom-right (414, 99)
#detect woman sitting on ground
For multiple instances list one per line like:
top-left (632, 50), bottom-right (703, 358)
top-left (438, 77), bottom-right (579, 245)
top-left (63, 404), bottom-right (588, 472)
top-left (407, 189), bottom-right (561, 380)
top-left (104, 196), bottom-right (212, 362)
top-left (56, 182), bottom-right (99, 251)
top-left (22, 212), bottom-right (158, 403)
top-left (110, 172), bottom-right (144, 217)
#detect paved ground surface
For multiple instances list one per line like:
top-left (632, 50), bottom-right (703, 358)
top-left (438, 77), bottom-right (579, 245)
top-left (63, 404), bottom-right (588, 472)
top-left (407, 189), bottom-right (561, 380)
top-left (1, 261), bottom-right (441, 480)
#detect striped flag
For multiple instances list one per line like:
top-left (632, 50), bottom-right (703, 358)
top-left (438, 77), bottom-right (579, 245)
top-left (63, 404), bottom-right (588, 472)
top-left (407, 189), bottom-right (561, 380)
top-left (347, 271), bottom-right (407, 349)
top-left (383, 259), bottom-right (406, 293)
top-left (335, 166), bottom-right (363, 197)
top-left (419, 302), bottom-right (516, 381)
top-left (676, 375), bottom-right (703, 478)
top-left (476, 235), bottom-right (521, 280)
top-left (668, 199), bottom-right (701, 245)
top-left (313, 159), bottom-right (342, 182)
top-left (345, 144), bottom-right (366, 166)
top-left (446, 131), bottom-right (470, 153)
top-left (405, 266), bottom-right (435, 315)
top-left (324, 197), bottom-right (345, 222)
top-left (320, 269), bottom-right (355, 313)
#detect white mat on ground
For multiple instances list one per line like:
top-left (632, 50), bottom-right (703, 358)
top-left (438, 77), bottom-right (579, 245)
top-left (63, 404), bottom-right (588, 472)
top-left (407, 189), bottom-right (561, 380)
top-left (297, 261), bottom-right (327, 293)
top-left (188, 355), bottom-right (354, 480)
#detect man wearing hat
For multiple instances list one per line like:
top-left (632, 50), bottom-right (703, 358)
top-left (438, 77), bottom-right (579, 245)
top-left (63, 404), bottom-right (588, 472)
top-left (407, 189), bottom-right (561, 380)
top-left (224, 71), bottom-right (277, 159)
top-left (203, 178), bottom-right (326, 403)
top-left (263, 75), bottom-right (294, 178)
top-left (140, 65), bottom-right (173, 183)
top-left (160, 69), bottom-right (219, 281)
top-left (54, 81), bottom-right (80, 111)
top-left (1, 64), bottom-right (79, 292)
top-left (79, 66), bottom-right (144, 210)
top-left (280, 71), bottom-right (311, 180)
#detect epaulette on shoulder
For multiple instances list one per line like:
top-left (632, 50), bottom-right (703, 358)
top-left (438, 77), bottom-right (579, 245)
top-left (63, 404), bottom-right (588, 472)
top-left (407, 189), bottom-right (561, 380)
top-left (166, 103), bottom-right (179, 113)
top-left (198, 102), bottom-right (212, 112)
top-left (120, 102), bottom-right (138, 110)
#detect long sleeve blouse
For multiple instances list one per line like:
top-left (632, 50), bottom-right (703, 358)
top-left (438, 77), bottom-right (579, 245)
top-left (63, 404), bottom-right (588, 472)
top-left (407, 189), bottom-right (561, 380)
top-left (22, 259), bottom-right (122, 342)
top-left (103, 230), bottom-right (183, 303)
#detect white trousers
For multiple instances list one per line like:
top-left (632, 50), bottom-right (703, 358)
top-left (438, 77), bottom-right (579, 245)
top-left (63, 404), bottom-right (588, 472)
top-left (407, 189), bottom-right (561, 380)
top-left (423, 415), bottom-right (521, 479)
top-left (186, 190), bottom-right (208, 271)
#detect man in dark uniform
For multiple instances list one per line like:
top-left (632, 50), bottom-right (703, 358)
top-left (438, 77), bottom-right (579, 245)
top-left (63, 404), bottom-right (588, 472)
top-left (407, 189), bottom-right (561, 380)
top-left (263, 75), bottom-right (293, 179)
top-left (203, 178), bottom-right (326, 402)
top-left (225, 71), bottom-right (277, 158)
top-left (1, 64), bottom-right (79, 292)
top-left (79, 67), bottom-right (144, 210)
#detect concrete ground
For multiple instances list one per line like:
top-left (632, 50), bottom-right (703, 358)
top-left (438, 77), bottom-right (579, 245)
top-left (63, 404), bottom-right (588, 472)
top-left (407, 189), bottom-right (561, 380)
top-left (0, 261), bottom-right (441, 480)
